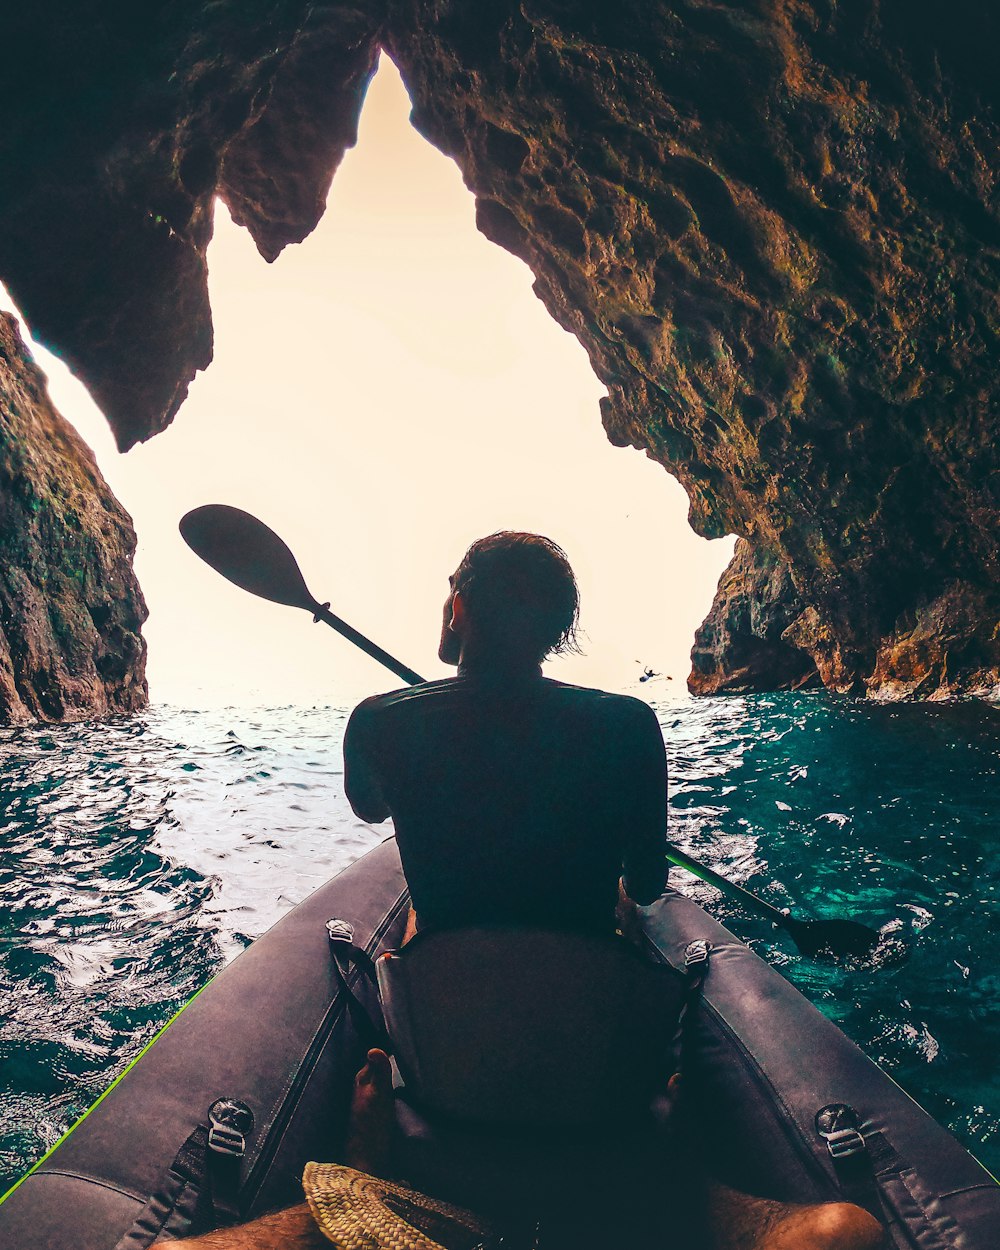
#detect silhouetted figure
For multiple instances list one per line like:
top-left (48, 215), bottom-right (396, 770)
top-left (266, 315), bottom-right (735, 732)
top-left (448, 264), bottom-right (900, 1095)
top-left (345, 532), bottom-right (668, 934)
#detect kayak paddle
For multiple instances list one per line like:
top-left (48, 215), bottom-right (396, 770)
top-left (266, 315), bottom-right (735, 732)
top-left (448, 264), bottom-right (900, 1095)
top-left (179, 504), bottom-right (423, 686)
top-left (179, 503), bottom-right (883, 961)
top-left (663, 844), bottom-right (880, 958)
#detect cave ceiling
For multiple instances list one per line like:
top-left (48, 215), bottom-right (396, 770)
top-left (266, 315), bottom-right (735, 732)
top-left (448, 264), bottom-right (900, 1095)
top-left (1, 1), bottom-right (997, 698)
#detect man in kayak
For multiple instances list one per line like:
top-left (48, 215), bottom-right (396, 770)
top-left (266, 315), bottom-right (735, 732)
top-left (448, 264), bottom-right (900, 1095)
top-left (162, 533), bottom-right (882, 1250)
top-left (344, 530), bottom-right (670, 938)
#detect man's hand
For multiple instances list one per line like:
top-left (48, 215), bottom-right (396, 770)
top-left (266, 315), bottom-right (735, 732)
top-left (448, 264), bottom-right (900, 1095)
top-left (616, 878), bottom-right (642, 944)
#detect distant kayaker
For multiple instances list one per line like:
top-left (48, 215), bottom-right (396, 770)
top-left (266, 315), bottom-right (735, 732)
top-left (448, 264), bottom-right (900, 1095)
top-left (160, 533), bottom-right (883, 1250)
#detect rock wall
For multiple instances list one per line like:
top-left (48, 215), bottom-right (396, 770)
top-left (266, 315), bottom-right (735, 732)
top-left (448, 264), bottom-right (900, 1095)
top-left (689, 538), bottom-right (820, 695)
top-left (383, 2), bottom-right (999, 698)
top-left (0, 314), bottom-right (147, 722)
top-left (2, 2), bottom-right (997, 699)
top-left (0, 1), bottom-right (380, 451)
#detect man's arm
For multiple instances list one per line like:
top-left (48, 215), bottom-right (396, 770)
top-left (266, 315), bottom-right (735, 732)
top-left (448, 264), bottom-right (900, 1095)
top-left (343, 699), bottom-right (390, 823)
top-left (620, 700), bottom-right (669, 905)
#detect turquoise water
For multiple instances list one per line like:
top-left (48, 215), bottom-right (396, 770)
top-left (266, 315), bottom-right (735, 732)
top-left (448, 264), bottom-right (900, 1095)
top-left (1, 692), bottom-right (998, 1193)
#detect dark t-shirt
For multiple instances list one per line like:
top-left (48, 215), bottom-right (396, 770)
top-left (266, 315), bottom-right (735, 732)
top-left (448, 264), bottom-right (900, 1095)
top-left (343, 671), bottom-right (668, 933)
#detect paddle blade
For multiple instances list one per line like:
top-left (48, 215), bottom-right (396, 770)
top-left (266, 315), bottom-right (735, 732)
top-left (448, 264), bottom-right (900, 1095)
top-left (782, 915), bottom-right (882, 960)
top-left (179, 505), bottom-right (318, 612)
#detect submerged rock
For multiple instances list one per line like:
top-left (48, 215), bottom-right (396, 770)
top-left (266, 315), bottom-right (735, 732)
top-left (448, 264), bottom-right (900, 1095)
top-left (0, 314), bottom-right (147, 722)
top-left (1, 3), bottom-right (997, 698)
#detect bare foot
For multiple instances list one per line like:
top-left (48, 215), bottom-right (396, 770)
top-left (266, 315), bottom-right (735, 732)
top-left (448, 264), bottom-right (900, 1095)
top-left (615, 880), bottom-right (642, 945)
top-left (344, 1047), bottom-right (395, 1175)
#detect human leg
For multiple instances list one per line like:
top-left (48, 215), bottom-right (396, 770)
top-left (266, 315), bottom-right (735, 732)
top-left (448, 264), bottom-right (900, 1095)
top-left (660, 1072), bottom-right (883, 1250)
top-left (153, 1049), bottom-right (396, 1248)
top-left (702, 1182), bottom-right (884, 1250)
top-left (151, 1204), bottom-right (326, 1249)
top-left (343, 1046), bottom-right (396, 1174)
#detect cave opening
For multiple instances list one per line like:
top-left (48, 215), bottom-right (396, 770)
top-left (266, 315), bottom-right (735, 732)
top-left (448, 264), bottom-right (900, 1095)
top-left (2, 6), bottom-right (1000, 1208)
top-left (1, 55), bottom-right (734, 710)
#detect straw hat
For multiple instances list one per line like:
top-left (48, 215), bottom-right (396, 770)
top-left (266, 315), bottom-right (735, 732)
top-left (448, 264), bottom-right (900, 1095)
top-left (302, 1163), bottom-right (502, 1250)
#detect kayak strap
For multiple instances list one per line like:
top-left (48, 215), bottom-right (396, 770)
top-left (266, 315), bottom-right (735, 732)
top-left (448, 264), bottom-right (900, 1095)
top-left (816, 1103), bottom-right (958, 1248)
top-left (112, 1098), bottom-right (254, 1249)
top-left (111, 916), bottom-right (389, 1249)
top-left (326, 918), bottom-right (394, 1055)
top-left (678, 939), bottom-right (711, 1073)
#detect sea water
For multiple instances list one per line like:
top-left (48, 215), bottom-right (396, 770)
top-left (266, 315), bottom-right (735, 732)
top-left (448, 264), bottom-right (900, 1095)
top-left (1, 691), bottom-right (998, 1194)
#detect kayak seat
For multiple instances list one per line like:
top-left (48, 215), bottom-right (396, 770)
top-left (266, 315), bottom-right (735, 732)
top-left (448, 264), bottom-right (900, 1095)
top-left (377, 925), bottom-right (686, 1131)
top-left (378, 924), bottom-right (686, 1214)
top-left (391, 1085), bottom-right (674, 1221)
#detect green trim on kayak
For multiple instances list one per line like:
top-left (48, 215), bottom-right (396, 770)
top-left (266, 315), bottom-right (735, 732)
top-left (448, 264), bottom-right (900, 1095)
top-left (0, 976), bottom-right (216, 1207)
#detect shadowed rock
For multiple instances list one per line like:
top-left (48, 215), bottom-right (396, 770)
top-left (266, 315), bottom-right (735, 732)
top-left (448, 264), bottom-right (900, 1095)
top-left (0, 1), bottom-right (381, 452)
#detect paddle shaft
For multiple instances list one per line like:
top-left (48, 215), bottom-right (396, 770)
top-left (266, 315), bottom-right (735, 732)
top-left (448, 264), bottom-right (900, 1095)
top-left (664, 844), bottom-right (786, 926)
top-left (321, 583), bottom-right (873, 951)
top-left (315, 594), bottom-right (879, 952)
top-left (314, 607), bottom-right (869, 947)
top-left (313, 603), bottom-right (425, 688)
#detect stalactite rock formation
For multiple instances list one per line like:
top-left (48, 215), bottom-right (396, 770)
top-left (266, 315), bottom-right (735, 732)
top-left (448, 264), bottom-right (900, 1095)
top-left (0, 315), bottom-right (147, 722)
top-left (2, 2), bottom-right (997, 698)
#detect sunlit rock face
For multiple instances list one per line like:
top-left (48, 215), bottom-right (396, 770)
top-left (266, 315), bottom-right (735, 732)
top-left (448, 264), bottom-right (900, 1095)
top-left (689, 539), bottom-right (821, 696)
top-left (2, 2), bottom-right (997, 698)
top-left (0, 315), bottom-right (147, 722)
top-left (385, 2), bottom-right (999, 699)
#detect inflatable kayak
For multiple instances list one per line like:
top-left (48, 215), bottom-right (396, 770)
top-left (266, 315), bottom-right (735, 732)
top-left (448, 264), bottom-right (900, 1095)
top-left (1, 837), bottom-right (997, 1249)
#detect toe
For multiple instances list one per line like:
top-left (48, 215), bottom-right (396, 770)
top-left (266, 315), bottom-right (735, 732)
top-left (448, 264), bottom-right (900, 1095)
top-left (366, 1048), bottom-right (393, 1085)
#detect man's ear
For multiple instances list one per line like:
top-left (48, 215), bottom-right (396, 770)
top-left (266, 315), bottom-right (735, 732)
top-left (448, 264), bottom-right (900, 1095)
top-left (449, 590), bottom-right (467, 634)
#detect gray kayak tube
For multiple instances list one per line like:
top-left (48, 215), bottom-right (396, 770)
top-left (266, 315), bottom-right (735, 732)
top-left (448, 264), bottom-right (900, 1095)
top-left (0, 838), bottom-right (411, 1250)
top-left (1, 839), bottom-right (997, 1249)
top-left (642, 893), bottom-right (1000, 1248)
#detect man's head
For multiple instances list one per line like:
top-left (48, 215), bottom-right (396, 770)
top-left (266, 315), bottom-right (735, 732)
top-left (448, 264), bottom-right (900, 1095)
top-left (439, 531), bottom-right (580, 669)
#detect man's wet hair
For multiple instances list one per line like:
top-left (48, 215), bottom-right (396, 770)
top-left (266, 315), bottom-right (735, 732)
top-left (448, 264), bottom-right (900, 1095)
top-left (453, 532), bottom-right (581, 663)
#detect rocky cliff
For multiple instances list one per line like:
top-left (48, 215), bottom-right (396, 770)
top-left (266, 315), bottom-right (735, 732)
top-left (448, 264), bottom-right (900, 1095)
top-left (2, 2), bottom-right (997, 698)
top-left (0, 314), bottom-right (147, 722)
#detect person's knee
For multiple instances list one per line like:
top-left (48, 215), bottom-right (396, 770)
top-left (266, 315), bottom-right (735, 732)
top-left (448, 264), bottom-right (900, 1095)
top-left (809, 1202), bottom-right (884, 1250)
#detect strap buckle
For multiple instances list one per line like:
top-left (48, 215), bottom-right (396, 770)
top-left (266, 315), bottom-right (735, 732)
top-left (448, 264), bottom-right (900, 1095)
top-left (208, 1124), bottom-right (246, 1158)
top-left (326, 918), bottom-right (356, 946)
top-left (816, 1104), bottom-right (867, 1163)
top-left (684, 939), bottom-right (711, 969)
top-left (207, 1098), bottom-right (254, 1159)
top-left (824, 1127), bottom-right (867, 1161)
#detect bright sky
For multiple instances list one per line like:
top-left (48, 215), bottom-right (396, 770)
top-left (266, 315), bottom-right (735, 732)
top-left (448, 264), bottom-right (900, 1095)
top-left (2, 58), bottom-right (734, 708)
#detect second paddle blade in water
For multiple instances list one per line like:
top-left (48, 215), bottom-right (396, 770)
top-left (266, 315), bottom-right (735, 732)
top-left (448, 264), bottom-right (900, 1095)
top-left (782, 914), bottom-right (884, 960)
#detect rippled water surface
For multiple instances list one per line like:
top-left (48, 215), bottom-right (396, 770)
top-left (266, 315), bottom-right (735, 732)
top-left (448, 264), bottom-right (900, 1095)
top-left (2, 692), bottom-right (998, 1193)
